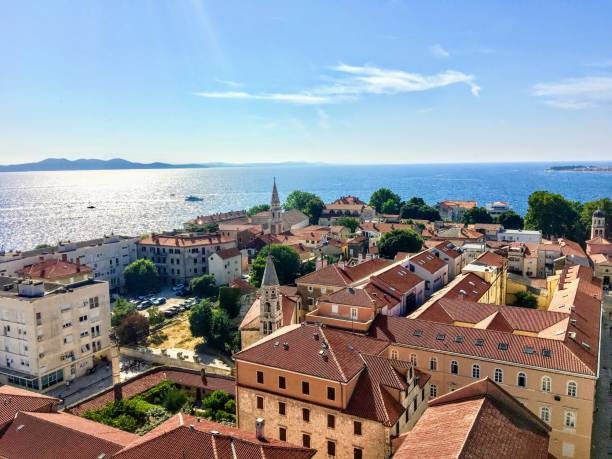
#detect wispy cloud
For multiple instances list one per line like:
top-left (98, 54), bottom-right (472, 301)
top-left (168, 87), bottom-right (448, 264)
top-left (532, 76), bottom-right (612, 109)
top-left (214, 79), bottom-right (243, 88)
top-left (195, 64), bottom-right (480, 105)
top-left (430, 44), bottom-right (450, 58)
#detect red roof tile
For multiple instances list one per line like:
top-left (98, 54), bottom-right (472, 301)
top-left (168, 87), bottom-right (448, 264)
top-left (17, 258), bottom-right (92, 280)
top-left (139, 234), bottom-right (235, 247)
top-left (213, 248), bottom-right (241, 259)
top-left (0, 386), bottom-right (59, 430)
top-left (409, 250), bottom-right (447, 274)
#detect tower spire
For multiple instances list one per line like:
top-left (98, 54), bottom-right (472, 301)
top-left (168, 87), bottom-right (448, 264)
top-left (271, 177), bottom-right (280, 207)
top-left (261, 254), bottom-right (280, 286)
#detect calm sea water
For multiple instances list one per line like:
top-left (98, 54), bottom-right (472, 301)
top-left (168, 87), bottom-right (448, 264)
top-left (0, 163), bottom-right (610, 251)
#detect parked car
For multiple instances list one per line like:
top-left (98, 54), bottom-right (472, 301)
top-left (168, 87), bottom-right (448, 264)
top-left (157, 297), bottom-right (166, 305)
top-left (164, 310), bottom-right (175, 318)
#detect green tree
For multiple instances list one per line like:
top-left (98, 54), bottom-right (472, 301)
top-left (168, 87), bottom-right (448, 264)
top-left (203, 223), bottom-right (219, 233)
top-left (249, 244), bottom-right (301, 286)
top-left (300, 259), bottom-right (316, 276)
top-left (284, 190), bottom-right (324, 224)
top-left (218, 287), bottom-right (241, 319)
top-left (580, 198), bottom-right (612, 240)
top-left (399, 197), bottom-right (441, 221)
top-left (381, 198), bottom-right (400, 215)
top-left (163, 387), bottom-right (188, 412)
top-left (246, 204), bottom-right (270, 216)
top-left (514, 291), bottom-right (538, 309)
top-left (189, 300), bottom-right (214, 339)
top-left (34, 243), bottom-right (52, 249)
top-left (116, 313), bottom-right (150, 345)
top-left (369, 188), bottom-right (401, 213)
top-left (208, 309), bottom-right (233, 350)
top-left (334, 216), bottom-right (359, 233)
top-left (190, 274), bottom-right (219, 299)
top-left (497, 211), bottom-right (524, 230)
top-left (203, 390), bottom-right (232, 412)
top-left (112, 298), bottom-right (136, 327)
top-left (461, 207), bottom-right (493, 224)
top-left (524, 191), bottom-right (582, 239)
top-left (147, 307), bottom-right (165, 327)
top-left (124, 259), bottom-right (160, 295)
top-left (378, 229), bottom-right (423, 259)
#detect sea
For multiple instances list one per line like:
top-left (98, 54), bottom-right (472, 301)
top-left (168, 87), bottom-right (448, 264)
top-left (0, 162), bottom-right (610, 251)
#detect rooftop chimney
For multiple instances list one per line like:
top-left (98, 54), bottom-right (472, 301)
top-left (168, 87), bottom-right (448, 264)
top-left (200, 368), bottom-right (207, 385)
top-left (76, 257), bottom-right (81, 273)
top-left (255, 418), bottom-right (265, 441)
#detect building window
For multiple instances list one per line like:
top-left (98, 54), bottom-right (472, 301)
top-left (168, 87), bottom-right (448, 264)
top-left (256, 371), bottom-right (264, 384)
top-left (517, 372), bottom-right (527, 388)
top-left (390, 349), bottom-right (399, 360)
top-left (278, 402), bottom-right (286, 416)
top-left (430, 384), bottom-right (437, 398)
top-left (302, 381), bottom-right (310, 395)
top-left (302, 434), bottom-right (311, 448)
top-left (494, 368), bottom-right (503, 383)
top-left (472, 364), bottom-right (480, 379)
top-left (327, 440), bottom-right (336, 457)
top-left (541, 376), bottom-right (551, 392)
top-left (327, 414), bottom-right (335, 429)
top-left (354, 448), bottom-right (363, 459)
top-left (429, 357), bottom-right (437, 371)
top-left (564, 410), bottom-right (576, 429)
top-left (410, 354), bottom-right (417, 366)
top-left (450, 360), bottom-right (458, 375)
top-left (279, 376), bottom-right (286, 389)
top-left (567, 381), bottom-right (577, 397)
top-left (256, 396), bottom-right (264, 410)
top-left (540, 406), bottom-right (551, 423)
top-left (327, 386), bottom-right (336, 400)
top-left (302, 408), bottom-right (310, 422)
top-left (354, 420), bottom-right (362, 435)
top-left (279, 426), bottom-right (287, 441)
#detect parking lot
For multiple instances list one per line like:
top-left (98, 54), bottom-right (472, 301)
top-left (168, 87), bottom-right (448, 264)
top-left (124, 286), bottom-right (200, 320)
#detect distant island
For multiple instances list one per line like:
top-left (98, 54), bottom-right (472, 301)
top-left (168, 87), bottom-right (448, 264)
top-left (547, 165), bottom-right (612, 172)
top-left (0, 158), bottom-right (321, 172)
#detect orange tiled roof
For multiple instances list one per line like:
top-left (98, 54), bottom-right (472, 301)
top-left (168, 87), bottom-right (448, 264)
top-left (212, 248), bottom-right (241, 259)
top-left (139, 234), bottom-right (235, 247)
top-left (409, 250), bottom-right (447, 274)
top-left (0, 386), bottom-right (59, 430)
top-left (17, 258), bottom-right (92, 280)
top-left (438, 200), bottom-right (477, 209)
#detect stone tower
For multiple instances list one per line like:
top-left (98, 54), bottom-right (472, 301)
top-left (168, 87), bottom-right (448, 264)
top-left (269, 178), bottom-right (283, 235)
top-left (591, 209), bottom-right (606, 239)
top-left (259, 255), bottom-right (282, 336)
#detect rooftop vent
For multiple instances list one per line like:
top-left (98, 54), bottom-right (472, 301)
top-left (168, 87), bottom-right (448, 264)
top-left (498, 343), bottom-right (509, 351)
top-left (474, 339), bottom-right (484, 347)
top-left (454, 336), bottom-right (464, 343)
top-left (313, 332), bottom-right (319, 341)
top-left (282, 342), bottom-right (289, 350)
top-left (581, 342), bottom-right (591, 350)
top-left (210, 430), bottom-right (219, 435)
top-left (255, 418), bottom-right (265, 441)
top-left (273, 341), bottom-right (279, 347)
top-left (568, 331), bottom-right (577, 340)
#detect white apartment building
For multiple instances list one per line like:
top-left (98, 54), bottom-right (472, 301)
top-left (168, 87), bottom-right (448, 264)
top-left (497, 229), bottom-right (542, 244)
top-left (0, 235), bottom-right (138, 292)
top-left (485, 201), bottom-right (511, 218)
top-left (0, 277), bottom-right (112, 391)
top-left (403, 250), bottom-right (449, 297)
top-left (208, 248), bottom-right (243, 286)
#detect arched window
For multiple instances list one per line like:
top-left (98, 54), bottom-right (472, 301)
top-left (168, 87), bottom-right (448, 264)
top-left (494, 368), bottom-right (503, 383)
top-left (517, 372), bottom-right (527, 388)
top-left (264, 302), bottom-right (271, 313)
top-left (429, 384), bottom-right (437, 398)
top-left (410, 354), bottom-right (417, 366)
top-left (429, 357), bottom-right (438, 371)
top-left (390, 349), bottom-right (399, 360)
top-left (540, 406), bottom-right (551, 423)
top-left (541, 376), bottom-right (551, 392)
top-left (567, 381), bottom-right (577, 397)
top-left (472, 364), bottom-right (480, 379)
top-left (564, 410), bottom-right (576, 428)
top-left (450, 360), bottom-right (458, 375)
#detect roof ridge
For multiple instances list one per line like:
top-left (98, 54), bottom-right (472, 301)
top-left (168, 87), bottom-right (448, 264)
top-left (319, 326), bottom-right (348, 382)
top-left (455, 397), bottom-right (487, 458)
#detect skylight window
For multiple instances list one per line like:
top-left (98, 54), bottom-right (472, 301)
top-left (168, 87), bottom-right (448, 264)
top-left (498, 343), bottom-right (509, 351)
top-left (523, 346), bottom-right (535, 355)
top-left (413, 330), bottom-right (423, 337)
top-left (474, 339), bottom-right (484, 347)
top-left (454, 336), bottom-right (464, 343)
top-left (542, 349), bottom-right (552, 357)
top-left (436, 334), bottom-right (446, 341)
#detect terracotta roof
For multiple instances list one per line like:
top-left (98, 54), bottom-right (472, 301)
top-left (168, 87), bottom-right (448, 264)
top-left (229, 278), bottom-right (255, 292)
top-left (369, 315), bottom-right (596, 375)
top-left (0, 411), bottom-right (137, 459)
top-left (558, 238), bottom-right (588, 260)
top-left (472, 250), bottom-right (506, 268)
top-left (418, 299), bottom-right (499, 325)
top-left (296, 258), bottom-right (391, 287)
top-left (235, 324), bottom-right (389, 383)
top-left (113, 413), bottom-right (316, 459)
top-left (429, 241), bottom-right (463, 259)
top-left (394, 378), bottom-right (550, 459)
top-left (329, 195), bottom-right (366, 206)
top-left (435, 272), bottom-right (491, 303)
top-left (319, 287), bottom-right (377, 308)
top-left (0, 386), bottom-right (59, 430)
top-left (358, 222), bottom-right (414, 235)
top-left (139, 234), bottom-right (235, 247)
top-left (68, 367), bottom-right (235, 416)
top-left (409, 250), bottom-right (447, 274)
top-left (212, 248), bottom-right (241, 260)
top-left (438, 200), bottom-right (477, 209)
top-left (369, 265), bottom-right (424, 294)
top-left (17, 258), bottom-right (92, 280)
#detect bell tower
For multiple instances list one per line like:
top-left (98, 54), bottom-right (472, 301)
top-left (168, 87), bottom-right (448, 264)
top-left (591, 209), bottom-right (606, 239)
top-left (269, 178), bottom-right (283, 235)
top-left (259, 255), bottom-right (281, 336)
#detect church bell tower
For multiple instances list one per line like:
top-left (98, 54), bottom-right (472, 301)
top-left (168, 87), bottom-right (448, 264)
top-left (591, 209), bottom-right (606, 239)
top-left (269, 178), bottom-right (283, 235)
top-left (259, 255), bottom-right (281, 336)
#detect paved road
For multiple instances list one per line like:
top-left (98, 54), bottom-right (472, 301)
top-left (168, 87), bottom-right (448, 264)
top-left (47, 364), bottom-right (113, 408)
top-left (591, 293), bottom-right (611, 459)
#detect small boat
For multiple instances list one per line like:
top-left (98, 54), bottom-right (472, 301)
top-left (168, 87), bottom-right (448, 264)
top-left (185, 195), bottom-right (203, 202)
top-left (87, 205), bottom-right (96, 209)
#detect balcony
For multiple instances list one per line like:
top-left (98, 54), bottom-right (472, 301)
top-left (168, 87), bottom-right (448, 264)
top-left (305, 308), bottom-right (373, 332)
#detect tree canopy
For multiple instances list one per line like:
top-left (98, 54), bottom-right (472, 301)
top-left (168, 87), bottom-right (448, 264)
top-left (580, 198), bottom-right (611, 240)
top-left (190, 274), bottom-right (219, 299)
top-left (124, 259), bottom-right (160, 295)
top-left (246, 204), bottom-right (270, 216)
top-left (112, 298), bottom-right (136, 327)
top-left (334, 216), bottom-right (359, 233)
top-left (461, 206), bottom-right (493, 224)
top-left (514, 291), bottom-right (538, 309)
top-left (189, 300), bottom-right (214, 339)
top-left (524, 191), bottom-right (582, 239)
top-left (369, 188), bottom-right (401, 213)
top-left (400, 197), bottom-right (441, 221)
top-left (116, 313), bottom-right (150, 345)
top-left (378, 229), bottom-right (423, 259)
top-left (218, 286), bottom-right (241, 318)
top-left (496, 211), bottom-right (524, 230)
top-left (249, 244), bottom-right (302, 286)
top-left (284, 190), bottom-right (324, 224)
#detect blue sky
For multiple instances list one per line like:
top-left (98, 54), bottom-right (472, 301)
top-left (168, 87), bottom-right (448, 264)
top-left (1, 0), bottom-right (612, 164)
